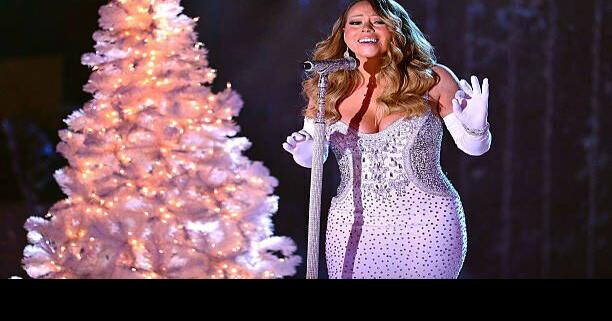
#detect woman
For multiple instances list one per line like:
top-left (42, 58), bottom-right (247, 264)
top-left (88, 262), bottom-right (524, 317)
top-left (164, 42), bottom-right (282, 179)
top-left (283, 0), bottom-right (491, 279)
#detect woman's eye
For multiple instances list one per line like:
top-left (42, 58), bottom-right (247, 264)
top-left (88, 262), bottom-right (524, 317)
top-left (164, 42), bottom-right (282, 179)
top-left (374, 21), bottom-right (385, 25)
top-left (349, 21), bottom-right (361, 25)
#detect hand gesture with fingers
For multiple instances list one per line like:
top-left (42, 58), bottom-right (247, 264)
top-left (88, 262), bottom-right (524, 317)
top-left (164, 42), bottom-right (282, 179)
top-left (452, 75), bottom-right (490, 135)
top-left (282, 130), bottom-right (313, 154)
top-left (282, 118), bottom-right (330, 168)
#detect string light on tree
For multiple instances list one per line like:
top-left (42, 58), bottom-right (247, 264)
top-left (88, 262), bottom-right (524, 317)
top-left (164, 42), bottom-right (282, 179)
top-left (21, 0), bottom-right (299, 280)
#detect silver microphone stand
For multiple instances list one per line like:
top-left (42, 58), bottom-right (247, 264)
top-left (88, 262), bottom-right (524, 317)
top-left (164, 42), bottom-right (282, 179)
top-left (305, 73), bottom-right (328, 280)
top-left (304, 53), bottom-right (356, 279)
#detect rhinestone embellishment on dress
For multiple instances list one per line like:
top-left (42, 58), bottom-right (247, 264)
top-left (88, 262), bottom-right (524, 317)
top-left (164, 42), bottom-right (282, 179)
top-left (326, 108), bottom-right (459, 203)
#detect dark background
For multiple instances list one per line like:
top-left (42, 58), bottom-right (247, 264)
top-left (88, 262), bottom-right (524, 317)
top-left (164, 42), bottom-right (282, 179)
top-left (0, 0), bottom-right (610, 279)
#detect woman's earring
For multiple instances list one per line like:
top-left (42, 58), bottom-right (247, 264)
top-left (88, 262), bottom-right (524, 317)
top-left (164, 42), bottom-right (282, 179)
top-left (344, 47), bottom-right (351, 59)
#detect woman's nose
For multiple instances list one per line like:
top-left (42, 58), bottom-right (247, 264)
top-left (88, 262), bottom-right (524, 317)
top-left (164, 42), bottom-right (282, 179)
top-left (362, 22), bottom-right (374, 32)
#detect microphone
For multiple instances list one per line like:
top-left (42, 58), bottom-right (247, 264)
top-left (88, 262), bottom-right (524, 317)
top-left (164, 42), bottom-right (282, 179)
top-left (303, 55), bottom-right (359, 75)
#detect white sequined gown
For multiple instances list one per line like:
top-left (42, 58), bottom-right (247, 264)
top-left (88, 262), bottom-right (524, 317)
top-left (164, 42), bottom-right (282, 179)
top-left (324, 107), bottom-right (467, 279)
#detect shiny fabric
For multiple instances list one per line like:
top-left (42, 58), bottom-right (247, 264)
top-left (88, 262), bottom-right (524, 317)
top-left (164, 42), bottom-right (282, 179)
top-left (324, 108), bottom-right (467, 279)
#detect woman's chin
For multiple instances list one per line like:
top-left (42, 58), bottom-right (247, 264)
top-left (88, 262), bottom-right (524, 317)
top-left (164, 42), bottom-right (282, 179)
top-left (355, 51), bottom-right (385, 60)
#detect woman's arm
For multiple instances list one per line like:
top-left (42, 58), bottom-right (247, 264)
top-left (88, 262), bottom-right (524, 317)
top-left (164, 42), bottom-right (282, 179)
top-left (430, 64), bottom-right (492, 157)
top-left (430, 64), bottom-right (459, 118)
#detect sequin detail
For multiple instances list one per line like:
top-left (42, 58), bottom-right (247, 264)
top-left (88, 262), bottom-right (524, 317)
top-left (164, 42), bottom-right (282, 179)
top-left (326, 108), bottom-right (458, 201)
top-left (324, 108), bottom-right (466, 279)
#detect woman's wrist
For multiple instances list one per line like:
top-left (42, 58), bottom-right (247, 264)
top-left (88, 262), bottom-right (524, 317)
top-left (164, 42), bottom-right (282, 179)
top-left (462, 122), bottom-right (490, 137)
top-left (443, 112), bottom-right (492, 156)
top-left (443, 113), bottom-right (489, 137)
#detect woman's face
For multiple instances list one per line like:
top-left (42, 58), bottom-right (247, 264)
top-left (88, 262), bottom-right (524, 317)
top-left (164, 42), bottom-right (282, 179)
top-left (343, 1), bottom-right (392, 61)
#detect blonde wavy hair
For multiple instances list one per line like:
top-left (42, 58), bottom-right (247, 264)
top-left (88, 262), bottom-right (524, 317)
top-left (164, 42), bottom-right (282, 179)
top-left (301, 0), bottom-right (440, 125)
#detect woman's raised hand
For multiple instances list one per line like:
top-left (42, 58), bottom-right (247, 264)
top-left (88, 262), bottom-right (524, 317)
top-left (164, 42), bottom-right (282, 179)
top-left (451, 75), bottom-right (490, 131)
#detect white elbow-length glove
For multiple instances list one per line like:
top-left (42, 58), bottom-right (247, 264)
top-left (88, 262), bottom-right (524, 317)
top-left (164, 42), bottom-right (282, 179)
top-left (443, 75), bottom-right (493, 156)
top-left (282, 118), bottom-right (329, 168)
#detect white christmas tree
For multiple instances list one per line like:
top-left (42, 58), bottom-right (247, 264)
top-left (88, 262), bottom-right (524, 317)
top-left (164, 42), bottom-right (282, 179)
top-left (21, 0), bottom-right (300, 279)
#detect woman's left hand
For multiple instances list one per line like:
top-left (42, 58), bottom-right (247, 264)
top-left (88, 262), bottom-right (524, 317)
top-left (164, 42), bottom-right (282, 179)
top-left (452, 75), bottom-right (490, 131)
